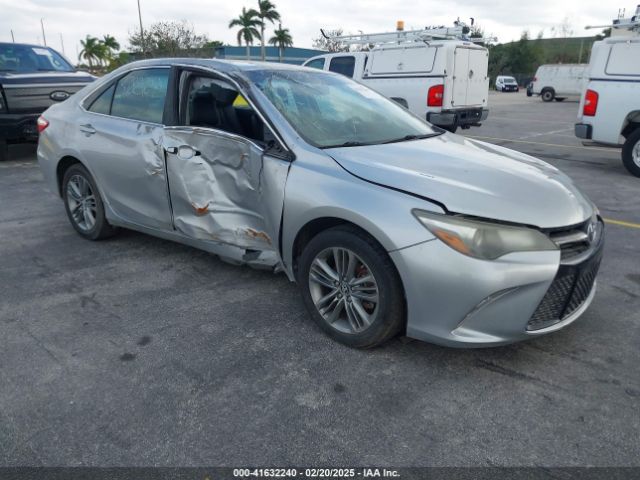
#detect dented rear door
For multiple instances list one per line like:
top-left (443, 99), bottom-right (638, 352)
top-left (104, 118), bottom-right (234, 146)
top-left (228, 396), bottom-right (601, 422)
top-left (163, 127), bottom-right (286, 253)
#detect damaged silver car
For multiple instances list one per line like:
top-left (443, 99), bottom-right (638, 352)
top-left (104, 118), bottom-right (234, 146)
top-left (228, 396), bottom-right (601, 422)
top-left (37, 59), bottom-right (604, 348)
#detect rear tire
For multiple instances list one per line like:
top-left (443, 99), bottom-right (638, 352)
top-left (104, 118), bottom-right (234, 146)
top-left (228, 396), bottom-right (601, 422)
top-left (62, 164), bottom-right (118, 240)
top-left (297, 225), bottom-right (405, 348)
top-left (541, 88), bottom-right (555, 102)
top-left (622, 128), bottom-right (640, 178)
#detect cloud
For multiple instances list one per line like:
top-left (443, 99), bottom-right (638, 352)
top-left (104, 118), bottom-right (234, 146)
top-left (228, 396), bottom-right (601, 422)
top-left (0, 0), bottom-right (623, 61)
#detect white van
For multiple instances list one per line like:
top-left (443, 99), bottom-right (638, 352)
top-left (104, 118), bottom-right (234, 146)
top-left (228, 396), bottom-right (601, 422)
top-left (303, 40), bottom-right (489, 132)
top-left (495, 75), bottom-right (519, 92)
top-left (575, 12), bottom-right (640, 176)
top-left (531, 64), bottom-right (588, 102)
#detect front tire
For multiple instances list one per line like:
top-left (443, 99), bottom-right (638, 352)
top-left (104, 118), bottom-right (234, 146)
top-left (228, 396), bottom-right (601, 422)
top-left (297, 225), bottom-right (405, 348)
top-left (622, 128), bottom-right (640, 178)
top-left (62, 164), bottom-right (118, 240)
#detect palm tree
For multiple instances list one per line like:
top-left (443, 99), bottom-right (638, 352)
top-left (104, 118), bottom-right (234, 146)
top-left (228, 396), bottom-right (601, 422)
top-left (101, 35), bottom-right (120, 60)
top-left (229, 7), bottom-right (262, 60)
top-left (79, 36), bottom-right (102, 72)
top-left (269, 25), bottom-right (293, 63)
top-left (256, 0), bottom-right (281, 61)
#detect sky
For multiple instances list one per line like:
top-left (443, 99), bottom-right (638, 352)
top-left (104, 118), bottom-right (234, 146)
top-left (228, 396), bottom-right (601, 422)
top-left (0, 0), bottom-right (630, 61)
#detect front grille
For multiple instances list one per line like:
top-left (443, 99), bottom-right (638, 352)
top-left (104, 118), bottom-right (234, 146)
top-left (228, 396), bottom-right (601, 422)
top-left (527, 219), bottom-right (604, 331)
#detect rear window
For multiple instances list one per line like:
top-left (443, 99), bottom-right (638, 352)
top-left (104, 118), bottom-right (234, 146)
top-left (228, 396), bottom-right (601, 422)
top-left (0, 44), bottom-right (74, 73)
top-left (305, 58), bottom-right (325, 70)
top-left (329, 56), bottom-right (356, 78)
top-left (88, 84), bottom-right (115, 115)
top-left (605, 43), bottom-right (640, 76)
top-left (110, 69), bottom-right (169, 124)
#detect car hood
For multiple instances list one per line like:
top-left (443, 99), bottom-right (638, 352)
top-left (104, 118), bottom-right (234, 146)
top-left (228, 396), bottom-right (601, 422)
top-left (326, 134), bottom-right (593, 229)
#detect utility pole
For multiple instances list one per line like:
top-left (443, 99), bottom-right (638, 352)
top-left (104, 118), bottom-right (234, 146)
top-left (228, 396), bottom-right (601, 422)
top-left (11, 30), bottom-right (15, 42)
top-left (137, 0), bottom-right (146, 55)
top-left (40, 18), bottom-right (47, 46)
top-left (60, 33), bottom-right (65, 55)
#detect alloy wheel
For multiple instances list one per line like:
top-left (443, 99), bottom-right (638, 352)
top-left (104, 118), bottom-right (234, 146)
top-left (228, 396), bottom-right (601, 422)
top-left (308, 247), bottom-right (380, 334)
top-left (633, 139), bottom-right (640, 168)
top-left (66, 174), bottom-right (97, 232)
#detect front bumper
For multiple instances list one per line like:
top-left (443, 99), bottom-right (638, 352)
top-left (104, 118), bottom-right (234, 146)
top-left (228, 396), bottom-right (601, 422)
top-left (575, 123), bottom-right (593, 140)
top-left (502, 85), bottom-right (519, 92)
top-left (427, 108), bottom-right (488, 128)
top-left (0, 113), bottom-right (39, 143)
top-left (390, 222), bottom-right (604, 347)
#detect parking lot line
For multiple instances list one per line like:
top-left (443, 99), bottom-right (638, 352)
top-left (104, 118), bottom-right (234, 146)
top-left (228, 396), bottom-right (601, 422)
top-left (465, 135), bottom-right (621, 153)
top-left (604, 218), bottom-right (640, 229)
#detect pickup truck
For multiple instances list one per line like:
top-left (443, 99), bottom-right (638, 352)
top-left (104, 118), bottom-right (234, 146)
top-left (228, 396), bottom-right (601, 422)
top-left (303, 40), bottom-right (489, 133)
top-left (0, 42), bottom-right (94, 161)
top-left (575, 27), bottom-right (640, 176)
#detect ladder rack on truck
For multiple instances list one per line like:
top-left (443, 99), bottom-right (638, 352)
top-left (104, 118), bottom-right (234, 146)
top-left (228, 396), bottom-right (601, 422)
top-left (320, 20), bottom-right (496, 46)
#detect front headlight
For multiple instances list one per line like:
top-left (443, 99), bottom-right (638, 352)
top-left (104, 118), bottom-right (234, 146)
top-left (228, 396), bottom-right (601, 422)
top-left (412, 209), bottom-right (558, 260)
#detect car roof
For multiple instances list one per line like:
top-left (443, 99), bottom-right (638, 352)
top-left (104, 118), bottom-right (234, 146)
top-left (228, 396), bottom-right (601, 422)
top-left (118, 58), bottom-right (314, 76)
top-left (0, 42), bottom-right (56, 49)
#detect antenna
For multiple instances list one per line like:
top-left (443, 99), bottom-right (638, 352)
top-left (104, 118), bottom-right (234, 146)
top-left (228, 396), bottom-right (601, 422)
top-left (586, 5), bottom-right (640, 34)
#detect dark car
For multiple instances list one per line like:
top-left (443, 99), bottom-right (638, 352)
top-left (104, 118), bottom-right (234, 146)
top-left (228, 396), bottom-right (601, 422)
top-left (0, 42), bottom-right (95, 161)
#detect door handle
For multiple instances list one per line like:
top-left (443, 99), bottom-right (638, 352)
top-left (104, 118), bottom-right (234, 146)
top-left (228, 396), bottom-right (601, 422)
top-left (166, 145), bottom-right (201, 159)
top-left (79, 124), bottom-right (96, 135)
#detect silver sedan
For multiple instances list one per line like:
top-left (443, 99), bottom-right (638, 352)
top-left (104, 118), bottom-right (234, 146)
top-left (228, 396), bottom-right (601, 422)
top-left (37, 59), bottom-right (604, 348)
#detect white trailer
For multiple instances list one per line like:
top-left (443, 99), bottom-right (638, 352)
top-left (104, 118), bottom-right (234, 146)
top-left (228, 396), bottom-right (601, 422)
top-left (531, 64), bottom-right (589, 102)
top-left (575, 5), bottom-right (640, 176)
top-left (303, 22), bottom-right (490, 132)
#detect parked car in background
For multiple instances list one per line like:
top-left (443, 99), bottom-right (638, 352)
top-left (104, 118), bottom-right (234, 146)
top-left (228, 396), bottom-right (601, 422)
top-left (303, 28), bottom-right (489, 133)
top-left (530, 64), bottom-right (588, 102)
top-left (38, 59), bottom-right (603, 348)
top-left (575, 9), bottom-right (640, 177)
top-left (495, 75), bottom-right (519, 92)
top-left (0, 42), bottom-right (94, 161)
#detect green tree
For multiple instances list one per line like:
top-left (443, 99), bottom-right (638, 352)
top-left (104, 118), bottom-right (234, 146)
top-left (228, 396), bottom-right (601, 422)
top-left (79, 36), bottom-right (103, 72)
top-left (312, 28), bottom-right (349, 52)
top-left (229, 7), bottom-right (262, 60)
top-left (256, 0), bottom-right (281, 61)
top-left (269, 25), bottom-right (293, 62)
top-left (101, 35), bottom-right (120, 61)
top-left (129, 20), bottom-right (209, 57)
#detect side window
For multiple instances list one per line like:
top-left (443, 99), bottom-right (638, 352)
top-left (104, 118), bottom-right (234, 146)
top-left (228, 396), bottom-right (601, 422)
top-left (111, 68), bottom-right (169, 124)
top-left (305, 58), bottom-right (325, 70)
top-left (329, 56), bottom-right (356, 78)
top-left (183, 74), bottom-right (269, 145)
top-left (88, 84), bottom-right (115, 115)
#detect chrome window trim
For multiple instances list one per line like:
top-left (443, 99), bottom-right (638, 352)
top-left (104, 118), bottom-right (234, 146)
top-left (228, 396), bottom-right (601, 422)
top-left (164, 125), bottom-right (266, 153)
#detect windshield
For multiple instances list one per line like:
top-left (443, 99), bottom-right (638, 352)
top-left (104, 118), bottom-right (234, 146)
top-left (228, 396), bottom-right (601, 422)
top-left (245, 69), bottom-right (439, 148)
top-left (503, 77), bottom-right (517, 84)
top-left (0, 44), bottom-right (74, 73)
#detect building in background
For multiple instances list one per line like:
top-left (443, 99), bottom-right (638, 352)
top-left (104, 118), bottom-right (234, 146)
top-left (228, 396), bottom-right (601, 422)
top-left (213, 46), bottom-right (326, 65)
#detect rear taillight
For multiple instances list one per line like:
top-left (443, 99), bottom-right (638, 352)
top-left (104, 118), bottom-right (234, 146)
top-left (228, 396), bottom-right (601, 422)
top-left (427, 84), bottom-right (444, 107)
top-left (583, 89), bottom-right (599, 116)
top-left (37, 116), bottom-right (49, 133)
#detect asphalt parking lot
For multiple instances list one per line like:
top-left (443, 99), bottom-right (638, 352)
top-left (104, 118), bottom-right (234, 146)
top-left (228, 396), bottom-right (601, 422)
top-left (1, 91), bottom-right (639, 467)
